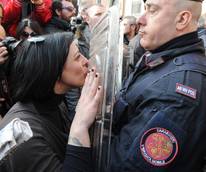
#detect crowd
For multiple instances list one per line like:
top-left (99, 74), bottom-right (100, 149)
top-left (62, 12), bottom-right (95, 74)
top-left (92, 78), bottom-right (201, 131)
top-left (0, 0), bottom-right (206, 171)
top-left (0, 0), bottom-right (106, 118)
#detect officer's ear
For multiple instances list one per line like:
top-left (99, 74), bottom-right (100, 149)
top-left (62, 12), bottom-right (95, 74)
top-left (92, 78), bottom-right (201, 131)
top-left (175, 10), bottom-right (192, 31)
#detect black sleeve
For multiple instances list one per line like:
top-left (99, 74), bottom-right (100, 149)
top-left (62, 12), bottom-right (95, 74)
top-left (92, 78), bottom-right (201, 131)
top-left (63, 145), bottom-right (93, 172)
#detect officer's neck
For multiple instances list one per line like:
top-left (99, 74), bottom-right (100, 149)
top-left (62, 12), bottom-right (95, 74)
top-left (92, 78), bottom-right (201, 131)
top-left (151, 31), bottom-right (199, 54)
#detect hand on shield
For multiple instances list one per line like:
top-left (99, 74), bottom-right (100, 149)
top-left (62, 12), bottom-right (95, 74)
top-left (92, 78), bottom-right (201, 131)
top-left (69, 68), bottom-right (102, 147)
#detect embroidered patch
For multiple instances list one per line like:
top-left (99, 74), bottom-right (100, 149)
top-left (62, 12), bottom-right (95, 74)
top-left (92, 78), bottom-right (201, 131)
top-left (140, 127), bottom-right (178, 167)
top-left (176, 83), bottom-right (197, 99)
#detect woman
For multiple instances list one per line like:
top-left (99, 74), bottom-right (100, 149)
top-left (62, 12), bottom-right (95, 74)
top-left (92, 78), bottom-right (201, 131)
top-left (16, 18), bottom-right (44, 40)
top-left (0, 32), bottom-right (101, 171)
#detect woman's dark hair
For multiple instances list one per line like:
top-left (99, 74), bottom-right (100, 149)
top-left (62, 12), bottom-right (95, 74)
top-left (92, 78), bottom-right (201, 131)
top-left (16, 18), bottom-right (44, 40)
top-left (10, 32), bottom-right (74, 102)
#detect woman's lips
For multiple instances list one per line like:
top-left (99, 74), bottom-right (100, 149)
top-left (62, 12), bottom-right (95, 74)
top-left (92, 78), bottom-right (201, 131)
top-left (84, 69), bottom-right (89, 77)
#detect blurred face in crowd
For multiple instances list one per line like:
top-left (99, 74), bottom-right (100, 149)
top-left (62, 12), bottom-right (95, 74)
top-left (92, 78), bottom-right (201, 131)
top-left (20, 26), bottom-right (37, 40)
top-left (55, 42), bottom-right (89, 93)
top-left (61, 1), bottom-right (76, 21)
top-left (86, 5), bottom-right (106, 30)
top-left (122, 18), bottom-right (136, 35)
top-left (122, 19), bottom-right (131, 34)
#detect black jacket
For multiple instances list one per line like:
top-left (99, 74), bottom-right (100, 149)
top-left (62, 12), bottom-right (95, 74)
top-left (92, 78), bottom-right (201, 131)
top-left (110, 31), bottom-right (206, 172)
top-left (0, 98), bottom-right (70, 172)
top-left (44, 17), bottom-right (71, 34)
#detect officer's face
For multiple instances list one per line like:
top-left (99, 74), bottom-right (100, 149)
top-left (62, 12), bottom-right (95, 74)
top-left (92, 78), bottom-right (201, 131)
top-left (138, 0), bottom-right (178, 50)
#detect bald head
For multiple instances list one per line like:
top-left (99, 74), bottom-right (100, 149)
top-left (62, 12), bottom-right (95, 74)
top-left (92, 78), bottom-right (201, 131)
top-left (175, 0), bottom-right (202, 21)
top-left (171, 0), bottom-right (202, 33)
top-left (138, 0), bottom-right (203, 50)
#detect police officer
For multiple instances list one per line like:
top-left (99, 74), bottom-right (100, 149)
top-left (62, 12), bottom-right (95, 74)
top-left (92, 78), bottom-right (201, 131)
top-left (65, 0), bottom-right (206, 171)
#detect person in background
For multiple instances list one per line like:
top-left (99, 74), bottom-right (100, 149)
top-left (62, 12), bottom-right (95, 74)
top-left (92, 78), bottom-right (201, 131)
top-left (122, 16), bottom-right (143, 79)
top-left (44, 0), bottom-right (76, 34)
top-left (2, 0), bottom-right (52, 37)
top-left (16, 18), bottom-right (44, 40)
top-left (76, 1), bottom-right (92, 58)
top-left (85, 4), bottom-right (106, 31)
top-left (122, 16), bottom-right (137, 45)
top-left (129, 16), bottom-right (146, 67)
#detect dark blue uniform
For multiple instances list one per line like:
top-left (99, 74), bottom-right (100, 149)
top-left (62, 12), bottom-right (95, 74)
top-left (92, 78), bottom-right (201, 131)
top-left (109, 32), bottom-right (206, 172)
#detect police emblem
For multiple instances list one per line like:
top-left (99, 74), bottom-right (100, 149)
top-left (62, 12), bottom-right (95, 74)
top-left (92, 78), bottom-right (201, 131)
top-left (140, 127), bottom-right (178, 166)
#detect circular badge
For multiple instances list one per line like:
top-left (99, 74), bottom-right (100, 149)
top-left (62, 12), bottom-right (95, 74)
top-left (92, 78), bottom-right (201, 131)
top-left (140, 127), bottom-right (178, 167)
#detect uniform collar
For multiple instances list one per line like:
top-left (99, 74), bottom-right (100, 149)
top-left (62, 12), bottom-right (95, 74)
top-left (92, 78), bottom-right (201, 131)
top-left (151, 31), bottom-right (201, 54)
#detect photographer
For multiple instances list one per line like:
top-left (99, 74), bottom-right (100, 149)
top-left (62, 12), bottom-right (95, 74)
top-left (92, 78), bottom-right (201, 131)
top-left (44, 0), bottom-right (76, 34)
top-left (2, 0), bottom-right (52, 37)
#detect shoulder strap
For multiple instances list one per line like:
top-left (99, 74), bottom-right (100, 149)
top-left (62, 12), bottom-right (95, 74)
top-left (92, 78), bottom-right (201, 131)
top-left (125, 53), bottom-right (206, 105)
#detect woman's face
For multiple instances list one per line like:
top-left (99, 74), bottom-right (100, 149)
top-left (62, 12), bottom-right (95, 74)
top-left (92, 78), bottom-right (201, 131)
top-left (55, 42), bottom-right (89, 94)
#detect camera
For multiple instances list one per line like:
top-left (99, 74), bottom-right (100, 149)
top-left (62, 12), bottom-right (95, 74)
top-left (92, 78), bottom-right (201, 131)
top-left (70, 16), bottom-right (83, 33)
top-left (1, 37), bottom-right (20, 60)
top-left (0, 37), bottom-right (20, 116)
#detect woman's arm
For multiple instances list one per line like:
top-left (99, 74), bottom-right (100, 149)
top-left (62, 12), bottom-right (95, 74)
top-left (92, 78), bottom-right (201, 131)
top-left (63, 68), bottom-right (102, 172)
top-left (69, 68), bottom-right (102, 147)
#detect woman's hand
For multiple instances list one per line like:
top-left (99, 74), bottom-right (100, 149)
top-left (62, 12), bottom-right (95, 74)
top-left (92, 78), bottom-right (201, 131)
top-left (68, 68), bottom-right (102, 147)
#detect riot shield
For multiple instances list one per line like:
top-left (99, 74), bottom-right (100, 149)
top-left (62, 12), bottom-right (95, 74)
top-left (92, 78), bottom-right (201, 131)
top-left (89, 5), bottom-right (123, 172)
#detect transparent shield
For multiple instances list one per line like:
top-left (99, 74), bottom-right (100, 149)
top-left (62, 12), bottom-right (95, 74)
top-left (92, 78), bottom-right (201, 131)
top-left (89, 5), bottom-right (123, 172)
